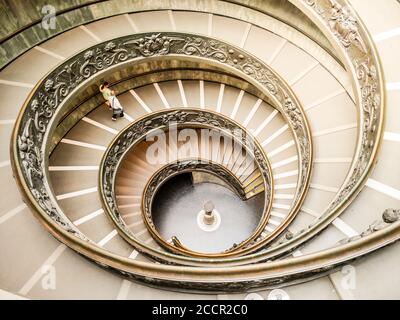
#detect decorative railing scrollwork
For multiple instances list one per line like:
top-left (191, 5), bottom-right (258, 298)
top-left (259, 0), bottom-right (386, 258)
top-left (100, 108), bottom-right (274, 258)
top-left (142, 158), bottom-right (260, 255)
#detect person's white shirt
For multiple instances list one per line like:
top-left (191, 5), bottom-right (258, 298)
top-left (109, 95), bottom-right (123, 111)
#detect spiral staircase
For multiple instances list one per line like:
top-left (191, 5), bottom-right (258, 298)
top-left (0, 0), bottom-right (399, 299)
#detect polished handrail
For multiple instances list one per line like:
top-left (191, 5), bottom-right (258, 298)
top-left (101, 108), bottom-right (273, 258)
top-left (141, 158), bottom-right (260, 255)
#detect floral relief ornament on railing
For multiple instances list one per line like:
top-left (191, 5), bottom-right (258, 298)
top-left (305, 0), bottom-right (367, 52)
top-left (303, 0), bottom-right (382, 212)
top-left (125, 33), bottom-right (185, 57)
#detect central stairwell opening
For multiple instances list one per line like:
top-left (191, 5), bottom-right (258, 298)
top-left (151, 172), bottom-right (265, 253)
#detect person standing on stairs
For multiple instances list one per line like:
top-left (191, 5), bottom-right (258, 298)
top-left (99, 81), bottom-right (124, 121)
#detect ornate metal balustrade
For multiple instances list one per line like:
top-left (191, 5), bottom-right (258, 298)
top-left (100, 108), bottom-right (274, 258)
top-left (143, 159), bottom-right (262, 255)
top-left (10, 0), bottom-right (391, 291)
top-left (12, 31), bottom-right (313, 265)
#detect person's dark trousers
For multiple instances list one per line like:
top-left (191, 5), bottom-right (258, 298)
top-left (112, 109), bottom-right (124, 120)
